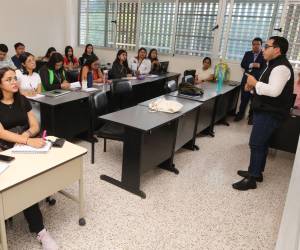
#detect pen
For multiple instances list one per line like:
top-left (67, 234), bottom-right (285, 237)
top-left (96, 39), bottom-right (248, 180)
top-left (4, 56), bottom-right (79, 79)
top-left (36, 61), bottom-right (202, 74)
top-left (42, 130), bottom-right (47, 140)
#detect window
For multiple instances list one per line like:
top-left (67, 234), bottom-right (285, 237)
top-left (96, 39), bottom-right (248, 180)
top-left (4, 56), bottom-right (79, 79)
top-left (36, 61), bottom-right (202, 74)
top-left (79, 0), bottom-right (299, 63)
top-left (175, 0), bottom-right (219, 56)
top-left (140, 1), bottom-right (176, 54)
top-left (281, 0), bottom-right (300, 62)
top-left (220, 0), bottom-right (283, 60)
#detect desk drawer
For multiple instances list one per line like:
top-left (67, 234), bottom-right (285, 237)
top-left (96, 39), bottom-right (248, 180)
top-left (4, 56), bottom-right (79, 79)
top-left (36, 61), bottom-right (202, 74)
top-left (1, 157), bottom-right (82, 220)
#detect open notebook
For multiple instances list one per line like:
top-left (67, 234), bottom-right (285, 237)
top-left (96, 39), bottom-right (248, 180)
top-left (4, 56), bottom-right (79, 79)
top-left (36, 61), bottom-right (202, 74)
top-left (0, 162), bottom-right (9, 174)
top-left (12, 141), bottom-right (52, 154)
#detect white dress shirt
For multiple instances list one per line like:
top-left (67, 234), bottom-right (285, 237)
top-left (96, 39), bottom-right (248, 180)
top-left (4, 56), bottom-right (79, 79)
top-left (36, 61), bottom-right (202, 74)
top-left (255, 65), bottom-right (291, 97)
top-left (128, 57), bottom-right (151, 75)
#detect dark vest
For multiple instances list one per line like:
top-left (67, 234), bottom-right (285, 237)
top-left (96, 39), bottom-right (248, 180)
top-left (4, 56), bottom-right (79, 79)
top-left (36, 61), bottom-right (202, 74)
top-left (252, 55), bottom-right (294, 120)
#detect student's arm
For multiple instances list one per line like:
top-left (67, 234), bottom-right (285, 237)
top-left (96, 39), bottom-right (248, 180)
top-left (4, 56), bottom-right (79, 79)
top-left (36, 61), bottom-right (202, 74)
top-left (94, 69), bottom-right (104, 83)
top-left (81, 66), bottom-right (89, 81)
top-left (21, 111), bottom-right (40, 138)
top-left (40, 68), bottom-right (61, 91)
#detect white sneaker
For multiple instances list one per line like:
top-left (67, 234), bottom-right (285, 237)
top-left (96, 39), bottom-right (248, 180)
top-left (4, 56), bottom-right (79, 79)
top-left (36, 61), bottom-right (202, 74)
top-left (37, 229), bottom-right (59, 250)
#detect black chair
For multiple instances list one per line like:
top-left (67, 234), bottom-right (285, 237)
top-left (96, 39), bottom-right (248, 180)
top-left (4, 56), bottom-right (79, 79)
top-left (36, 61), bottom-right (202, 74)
top-left (182, 75), bottom-right (195, 84)
top-left (35, 60), bottom-right (47, 72)
top-left (91, 81), bottom-right (133, 163)
top-left (164, 80), bottom-right (177, 93)
top-left (184, 69), bottom-right (196, 78)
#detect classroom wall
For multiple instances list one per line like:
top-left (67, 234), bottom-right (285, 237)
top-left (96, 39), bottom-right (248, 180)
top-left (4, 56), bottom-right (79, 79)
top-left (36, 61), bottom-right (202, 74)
top-left (0, 0), bottom-right (67, 57)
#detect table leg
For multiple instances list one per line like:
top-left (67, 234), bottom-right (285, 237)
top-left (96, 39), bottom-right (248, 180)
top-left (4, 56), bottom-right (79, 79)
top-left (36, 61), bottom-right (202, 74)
top-left (79, 159), bottom-right (85, 226)
top-left (0, 195), bottom-right (8, 250)
top-left (100, 128), bottom-right (146, 199)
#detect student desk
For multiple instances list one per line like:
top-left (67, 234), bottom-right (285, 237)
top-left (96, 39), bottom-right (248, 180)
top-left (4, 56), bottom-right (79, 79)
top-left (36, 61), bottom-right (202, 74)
top-left (139, 95), bottom-right (202, 151)
top-left (270, 108), bottom-right (300, 153)
top-left (99, 104), bottom-right (197, 198)
top-left (0, 138), bottom-right (87, 250)
top-left (168, 82), bottom-right (240, 136)
top-left (112, 73), bottom-right (180, 104)
top-left (29, 91), bottom-right (91, 139)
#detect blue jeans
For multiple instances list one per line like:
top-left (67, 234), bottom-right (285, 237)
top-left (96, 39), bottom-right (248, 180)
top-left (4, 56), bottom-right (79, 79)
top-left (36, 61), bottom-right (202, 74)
top-left (248, 112), bottom-right (281, 177)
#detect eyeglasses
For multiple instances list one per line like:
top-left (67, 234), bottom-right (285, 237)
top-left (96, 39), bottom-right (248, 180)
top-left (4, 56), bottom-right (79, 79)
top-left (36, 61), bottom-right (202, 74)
top-left (264, 44), bottom-right (275, 49)
top-left (4, 76), bottom-right (18, 84)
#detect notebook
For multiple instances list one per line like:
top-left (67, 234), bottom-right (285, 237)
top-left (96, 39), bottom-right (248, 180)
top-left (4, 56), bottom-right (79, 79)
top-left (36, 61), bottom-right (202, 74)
top-left (0, 163), bottom-right (9, 174)
top-left (12, 141), bottom-right (52, 154)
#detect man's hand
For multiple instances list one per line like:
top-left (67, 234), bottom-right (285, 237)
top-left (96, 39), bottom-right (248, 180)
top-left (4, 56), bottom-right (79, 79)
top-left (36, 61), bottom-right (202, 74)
top-left (244, 83), bottom-right (253, 92)
top-left (245, 73), bottom-right (258, 88)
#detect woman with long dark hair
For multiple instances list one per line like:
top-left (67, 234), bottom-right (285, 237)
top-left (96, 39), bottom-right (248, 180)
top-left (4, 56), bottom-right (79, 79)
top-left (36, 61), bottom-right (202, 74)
top-left (79, 44), bottom-right (94, 66)
top-left (0, 67), bottom-right (58, 249)
top-left (79, 54), bottom-right (104, 83)
top-left (148, 48), bottom-right (160, 74)
top-left (108, 49), bottom-right (132, 79)
top-left (39, 52), bottom-right (70, 91)
top-left (64, 45), bottom-right (79, 71)
top-left (42, 47), bottom-right (56, 62)
top-left (128, 47), bottom-right (151, 75)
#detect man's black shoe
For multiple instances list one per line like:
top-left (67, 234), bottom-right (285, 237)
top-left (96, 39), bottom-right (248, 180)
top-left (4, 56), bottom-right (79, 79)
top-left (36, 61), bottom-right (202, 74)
top-left (232, 177), bottom-right (257, 191)
top-left (234, 115), bottom-right (243, 122)
top-left (237, 170), bottom-right (263, 182)
top-left (247, 118), bottom-right (253, 125)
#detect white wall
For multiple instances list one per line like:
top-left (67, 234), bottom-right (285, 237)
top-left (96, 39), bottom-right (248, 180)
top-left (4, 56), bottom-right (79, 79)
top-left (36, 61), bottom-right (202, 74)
top-left (0, 0), bottom-right (67, 57)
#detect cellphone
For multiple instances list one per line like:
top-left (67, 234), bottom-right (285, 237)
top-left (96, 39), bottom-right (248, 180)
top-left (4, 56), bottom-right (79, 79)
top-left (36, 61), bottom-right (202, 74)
top-left (0, 154), bottom-right (15, 162)
top-left (52, 138), bottom-right (65, 148)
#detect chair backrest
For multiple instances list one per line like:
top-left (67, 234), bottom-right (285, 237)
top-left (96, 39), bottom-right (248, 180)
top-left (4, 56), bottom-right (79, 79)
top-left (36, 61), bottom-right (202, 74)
top-left (165, 80), bottom-right (177, 93)
top-left (36, 60), bottom-right (47, 73)
top-left (184, 69), bottom-right (196, 78)
top-left (91, 91), bottom-right (109, 130)
top-left (111, 80), bottom-right (133, 110)
top-left (182, 75), bottom-right (194, 84)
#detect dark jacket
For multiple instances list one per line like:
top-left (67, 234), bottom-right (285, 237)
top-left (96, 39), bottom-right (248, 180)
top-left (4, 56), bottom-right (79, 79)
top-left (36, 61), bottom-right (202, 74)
top-left (241, 50), bottom-right (266, 84)
top-left (108, 61), bottom-right (131, 79)
top-left (252, 55), bottom-right (294, 120)
top-left (39, 65), bottom-right (67, 91)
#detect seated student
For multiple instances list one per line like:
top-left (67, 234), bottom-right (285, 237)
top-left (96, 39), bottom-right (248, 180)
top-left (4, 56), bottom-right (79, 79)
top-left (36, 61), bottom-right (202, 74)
top-left (80, 54), bottom-right (105, 84)
top-left (41, 47), bottom-right (56, 62)
top-left (16, 52), bottom-right (42, 97)
top-left (40, 52), bottom-right (70, 91)
top-left (148, 48), bottom-right (160, 74)
top-left (108, 49), bottom-right (132, 79)
top-left (64, 45), bottom-right (79, 71)
top-left (0, 67), bottom-right (58, 250)
top-left (11, 42), bottom-right (25, 69)
top-left (79, 44), bottom-right (94, 66)
top-left (0, 44), bottom-right (16, 69)
top-left (294, 72), bottom-right (300, 109)
top-left (195, 57), bottom-right (214, 84)
top-left (128, 47), bottom-right (151, 75)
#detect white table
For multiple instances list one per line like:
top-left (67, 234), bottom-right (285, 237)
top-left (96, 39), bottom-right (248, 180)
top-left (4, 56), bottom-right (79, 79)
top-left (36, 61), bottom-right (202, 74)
top-left (0, 138), bottom-right (87, 250)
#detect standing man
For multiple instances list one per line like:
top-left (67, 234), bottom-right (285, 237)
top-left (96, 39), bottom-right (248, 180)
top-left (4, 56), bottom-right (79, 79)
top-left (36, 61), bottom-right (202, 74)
top-left (235, 37), bottom-right (266, 124)
top-left (11, 42), bottom-right (25, 69)
top-left (232, 36), bottom-right (294, 190)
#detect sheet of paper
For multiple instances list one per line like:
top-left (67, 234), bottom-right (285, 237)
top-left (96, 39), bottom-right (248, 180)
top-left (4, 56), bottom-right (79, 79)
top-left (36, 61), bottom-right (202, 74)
top-left (70, 81), bottom-right (81, 89)
top-left (27, 94), bottom-right (44, 100)
top-left (0, 162), bottom-right (9, 174)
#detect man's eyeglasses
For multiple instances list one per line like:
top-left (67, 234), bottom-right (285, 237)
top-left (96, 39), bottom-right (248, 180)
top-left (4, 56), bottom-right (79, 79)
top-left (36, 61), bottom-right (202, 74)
top-left (264, 44), bottom-right (275, 49)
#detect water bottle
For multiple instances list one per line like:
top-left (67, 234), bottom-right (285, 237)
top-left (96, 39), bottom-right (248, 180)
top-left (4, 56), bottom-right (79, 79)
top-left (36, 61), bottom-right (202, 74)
top-left (216, 68), bottom-right (223, 93)
top-left (81, 79), bottom-right (87, 89)
top-left (103, 70), bottom-right (109, 84)
top-left (87, 71), bottom-right (93, 88)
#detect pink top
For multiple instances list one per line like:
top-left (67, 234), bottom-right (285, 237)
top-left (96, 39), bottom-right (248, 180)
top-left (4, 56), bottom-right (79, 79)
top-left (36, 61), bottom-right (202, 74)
top-left (294, 79), bottom-right (300, 108)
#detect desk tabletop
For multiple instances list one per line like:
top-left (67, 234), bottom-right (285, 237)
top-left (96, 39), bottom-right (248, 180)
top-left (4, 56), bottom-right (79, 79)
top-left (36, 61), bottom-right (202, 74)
top-left (0, 138), bottom-right (87, 192)
top-left (168, 81), bottom-right (240, 102)
top-left (112, 72), bottom-right (180, 86)
top-left (139, 95), bottom-right (202, 113)
top-left (29, 91), bottom-right (90, 105)
top-left (99, 104), bottom-right (196, 132)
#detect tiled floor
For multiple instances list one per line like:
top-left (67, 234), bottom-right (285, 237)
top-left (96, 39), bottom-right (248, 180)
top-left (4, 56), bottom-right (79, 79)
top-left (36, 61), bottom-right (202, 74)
top-left (6, 118), bottom-right (294, 250)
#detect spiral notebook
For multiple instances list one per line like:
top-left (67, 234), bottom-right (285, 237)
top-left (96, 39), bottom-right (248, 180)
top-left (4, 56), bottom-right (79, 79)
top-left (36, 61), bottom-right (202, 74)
top-left (12, 141), bottom-right (52, 154)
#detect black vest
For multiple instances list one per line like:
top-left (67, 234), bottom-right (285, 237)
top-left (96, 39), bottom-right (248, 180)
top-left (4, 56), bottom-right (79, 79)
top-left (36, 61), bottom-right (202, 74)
top-left (252, 55), bottom-right (294, 120)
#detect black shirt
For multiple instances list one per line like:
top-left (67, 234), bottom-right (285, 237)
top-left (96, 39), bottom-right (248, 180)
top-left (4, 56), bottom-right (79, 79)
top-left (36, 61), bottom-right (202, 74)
top-left (0, 95), bottom-right (32, 130)
top-left (0, 95), bottom-right (32, 150)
